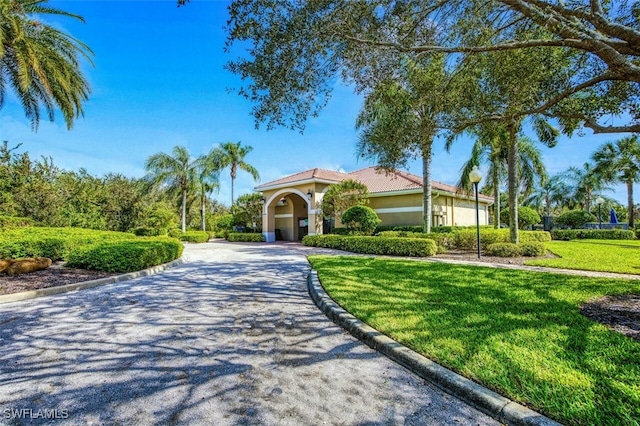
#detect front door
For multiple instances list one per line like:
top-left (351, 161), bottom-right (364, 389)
top-left (297, 217), bottom-right (309, 240)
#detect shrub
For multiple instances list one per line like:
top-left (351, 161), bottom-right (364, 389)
top-left (132, 226), bottom-right (163, 237)
top-left (374, 225), bottom-right (424, 234)
top-left (179, 231), bottom-right (210, 243)
top-left (500, 206), bottom-right (541, 229)
top-left (452, 229), bottom-right (551, 250)
top-left (520, 242), bottom-right (547, 257)
top-left (341, 205), bottom-right (381, 236)
top-left (0, 237), bottom-right (68, 261)
top-left (227, 232), bottom-right (265, 243)
top-left (167, 228), bottom-right (182, 239)
top-left (551, 229), bottom-right (637, 240)
top-left (0, 215), bottom-right (34, 228)
top-left (486, 243), bottom-right (522, 257)
top-left (330, 227), bottom-right (351, 235)
top-left (66, 238), bottom-right (183, 273)
top-left (302, 235), bottom-right (437, 257)
top-left (555, 209), bottom-right (597, 229)
top-left (377, 230), bottom-right (452, 251)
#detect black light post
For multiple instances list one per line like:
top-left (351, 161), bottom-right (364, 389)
top-left (469, 166), bottom-right (483, 259)
top-left (596, 196), bottom-right (604, 229)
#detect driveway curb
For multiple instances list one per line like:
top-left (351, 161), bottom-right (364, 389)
top-left (0, 258), bottom-right (184, 305)
top-left (307, 270), bottom-right (562, 426)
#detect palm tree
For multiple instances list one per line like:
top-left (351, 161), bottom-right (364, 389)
top-left (458, 125), bottom-right (548, 229)
top-left (0, 0), bottom-right (93, 130)
top-left (564, 162), bottom-right (611, 213)
top-left (194, 148), bottom-right (223, 231)
top-left (145, 146), bottom-right (198, 232)
top-left (525, 174), bottom-right (569, 218)
top-left (592, 135), bottom-right (640, 228)
top-left (217, 142), bottom-right (260, 205)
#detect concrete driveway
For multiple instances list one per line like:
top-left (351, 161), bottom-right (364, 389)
top-left (0, 241), bottom-right (497, 425)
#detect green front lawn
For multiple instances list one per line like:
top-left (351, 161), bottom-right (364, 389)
top-left (309, 255), bottom-right (640, 425)
top-left (525, 239), bottom-right (640, 275)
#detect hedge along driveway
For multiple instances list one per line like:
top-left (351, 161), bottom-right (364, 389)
top-left (0, 241), bottom-right (497, 426)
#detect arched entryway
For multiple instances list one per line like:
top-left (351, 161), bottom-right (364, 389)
top-left (262, 188), bottom-right (321, 242)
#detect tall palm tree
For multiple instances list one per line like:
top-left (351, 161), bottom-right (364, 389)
top-left (592, 135), bottom-right (640, 228)
top-left (194, 147), bottom-right (223, 231)
top-left (145, 146), bottom-right (198, 232)
top-left (217, 141), bottom-right (260, 205)
top-left (525, 174), bottom-right (569, 218)
top-left (458, 125), bottom-right (548, 229)
top-left (564, 162), bottom-right (611, 213)
top-left (0, 0), bottom-right (93, 130)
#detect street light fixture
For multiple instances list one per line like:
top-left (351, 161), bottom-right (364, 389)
top-left (469, 166), bottom-right (483, 259)
top-left (595, 196), bottom-right (604, 229)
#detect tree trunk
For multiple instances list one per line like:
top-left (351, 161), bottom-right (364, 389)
top-left (181, 187), bottom-right (187, 233)
top-left (201, 192), bottom-right (206, 231)
top-left (507, 121), bottom-right (519, 244)
top-left (422, 143), bottom-right (432, 233)
top-left (628, 180), bottom-right (635, 229)
top-left (493, 166), bottom-right (500, 229)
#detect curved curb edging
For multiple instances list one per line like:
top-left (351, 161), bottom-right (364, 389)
top-left (0, 258), bottom-right (185, 305)
top-left (307, 270), bottom-right (562, 426)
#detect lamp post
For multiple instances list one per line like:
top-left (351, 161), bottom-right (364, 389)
top-left (469, 166), bottom-right (483, 258)
top-left (596, 196), bottom-right (604, 229)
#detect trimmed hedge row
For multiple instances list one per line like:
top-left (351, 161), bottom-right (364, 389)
top-left (0, 227), bottom-right (184, 271)
top-left (302, 235), bottom-right (437, 257)
top-left (66, 239), bottom-right (184, 273)
top-left (486, 242), bottom-right (546, 257)
top-left (377, 229), bottom-right (550, 251)
top-left (0, 215), bottom-right (34, 228)
top-left (227, 232), bottom-right (266, 243)
top-left (179, 231), bottom-right (210, 243)
top-left (551, 229), bottom-right (637, 240)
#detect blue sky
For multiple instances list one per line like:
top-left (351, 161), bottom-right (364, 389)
top-left (0, 0), bottom-right (635, 206)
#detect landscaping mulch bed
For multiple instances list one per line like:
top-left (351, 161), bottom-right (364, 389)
top-left (0, 262), bottom-right (115, 296)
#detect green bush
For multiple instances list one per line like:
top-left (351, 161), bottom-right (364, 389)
top-left (0, 237), bottom-right (68, 261)
top-left (555, 209), bottom-right (597, 229)
top-left (551, 229), bottom-right (637, 240)
top-left (167, 228), bottom-right (182, 239)
top-left (227, 232), bottom-right (265, 243)
top-left (453, 229), bottom-right (551, 250)
top-left (330, 227), bottom-right (351, 235)
top-left (0, 215), bottom-right (34, 228)
top-left (374, 225), bottom-right (424, 233)
top-left (377, 230), bottom-right (452, 252)
top-left (66, 238), bottom-right (184, 273)
top-left (302, 235), bottom-right (437, 257)
top-left (486, 242), bottom-right (522, 257)
top-left (341, 205), bottom-right (381, 236)
top-left (179, 231), bottom-right (210, 243)
top-left (520, 242), bottom-right (547, 257)
top-left (132, 226), bottom-right (163, 237)
top-left (500, 206), bottom-right (541, 229)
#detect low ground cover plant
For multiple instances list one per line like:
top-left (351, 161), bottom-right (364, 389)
top-left (309, 255), bottom-right (640, 425)
top-left (303, 235), bottom-right (437, 257)
top-left (525, 239), bottom-right (640, 274)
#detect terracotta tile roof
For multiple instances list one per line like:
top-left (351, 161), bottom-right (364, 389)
top-left (256, 166), bottom-right (494, 202)
top-left (255, 168), bottom-right (348, 190)
top-left (348, 167), bottom-right (423, 193)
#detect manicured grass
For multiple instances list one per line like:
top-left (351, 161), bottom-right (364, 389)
top-left (525, 239), bottom-right (640, 275)
top-left (309, 255), bottom-right (640, 425)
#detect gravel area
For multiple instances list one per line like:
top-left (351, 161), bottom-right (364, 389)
top-left (0, 241), bottom-right (498, 425)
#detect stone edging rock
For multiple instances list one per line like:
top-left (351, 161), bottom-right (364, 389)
top-left (0, 258), bottom-right (185, 305)
top-left (307, 270), bottom-right (562, 426)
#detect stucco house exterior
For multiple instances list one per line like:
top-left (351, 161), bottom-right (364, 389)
top-left (255, 166), bottom-right (494, 243)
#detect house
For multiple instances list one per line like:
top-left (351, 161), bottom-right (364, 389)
top-left (255, 166), bottom-right (494, 242)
